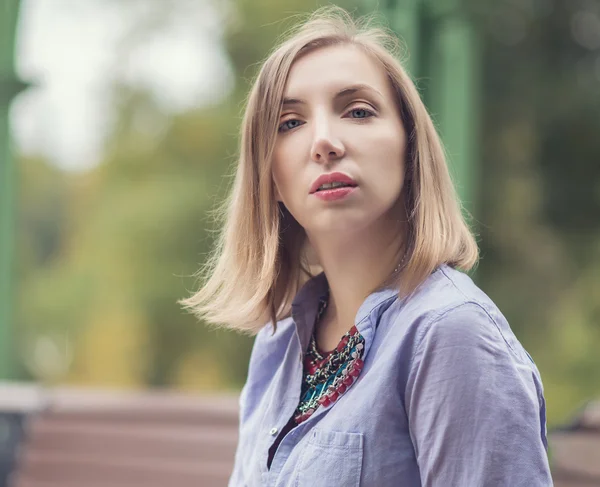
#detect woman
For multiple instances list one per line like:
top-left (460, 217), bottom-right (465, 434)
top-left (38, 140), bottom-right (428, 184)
top-left (181, 6), bottom-right (552, 486)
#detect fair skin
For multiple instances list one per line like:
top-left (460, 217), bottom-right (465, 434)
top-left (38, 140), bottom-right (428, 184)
top-left (272, 43), bottom-right (408, 351)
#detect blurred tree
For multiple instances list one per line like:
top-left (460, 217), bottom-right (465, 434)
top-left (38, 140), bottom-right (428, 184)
top-left (15, 0), bottom-right (362, 391)
top-left (13, 0), bottom-right (600, 426)
top-left (470, 0), bottom-right (600, 423)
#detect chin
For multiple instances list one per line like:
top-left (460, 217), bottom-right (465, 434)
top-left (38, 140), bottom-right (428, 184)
top-left (309, 214), bottom-right (370, 237)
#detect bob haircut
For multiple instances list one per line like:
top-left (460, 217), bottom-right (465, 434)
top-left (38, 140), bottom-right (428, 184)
top-left (180, 6), bottom-right (479, 335)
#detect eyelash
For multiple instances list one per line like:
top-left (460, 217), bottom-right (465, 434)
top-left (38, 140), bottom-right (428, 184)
top-left (278, 106), bottom-right (376, 133)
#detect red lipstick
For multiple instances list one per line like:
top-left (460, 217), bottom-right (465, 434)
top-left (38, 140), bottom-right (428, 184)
top-left (309, 172), bottom-right (358, 202)
top-left (309, 172), bottom-right (358, 194)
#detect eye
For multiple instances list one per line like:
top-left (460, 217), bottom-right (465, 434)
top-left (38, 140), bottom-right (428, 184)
top-left (278, 119), bottom-right (304, 133)
top-left (347, 107), bottom-right (375, 119)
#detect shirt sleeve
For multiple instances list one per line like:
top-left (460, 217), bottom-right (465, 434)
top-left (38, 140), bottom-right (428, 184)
top-left (405, 302), bottom-right (553, 487)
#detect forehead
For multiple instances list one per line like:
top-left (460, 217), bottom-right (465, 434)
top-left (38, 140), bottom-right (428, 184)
top-left (284, 43), bottom-right (390, 98)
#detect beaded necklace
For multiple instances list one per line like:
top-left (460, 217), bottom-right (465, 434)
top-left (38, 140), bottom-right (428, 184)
top-left (292, 256), bottom-right (406, 424)
top-left (293, 288), bottom-right (366, 423)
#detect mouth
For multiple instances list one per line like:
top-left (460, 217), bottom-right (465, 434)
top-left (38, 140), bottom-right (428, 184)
top-left (313, 181), bottom-right (357, 192)
top-left (309, 172), bottom-right (358, 194)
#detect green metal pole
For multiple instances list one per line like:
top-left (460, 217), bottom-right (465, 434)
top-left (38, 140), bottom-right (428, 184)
top-left (370, 0), bottom-right (479, 278)
top-left (387, 0), bottom-right (422, 78)
top-left (1, 0), bottom-right (27, 380)
top-left (425, 0), bottom-right (480, 213)
top-left (378, 0), bottom-right (479, 215)
top-left (360, 0), bottom-right (422, 76)
top-left (377, 0), bottom-right (479, 214)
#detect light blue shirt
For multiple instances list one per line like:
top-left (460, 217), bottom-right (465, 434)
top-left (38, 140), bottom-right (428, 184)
top-left (229, 264), bottom-right (552, 486)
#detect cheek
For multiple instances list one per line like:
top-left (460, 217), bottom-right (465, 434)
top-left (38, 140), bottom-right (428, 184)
top-left (271, 156), bottom-right (296, 204)
top-left (272, 141), bottom-right (304, 196)
top-left (369, 130), bottom-right (406, 187)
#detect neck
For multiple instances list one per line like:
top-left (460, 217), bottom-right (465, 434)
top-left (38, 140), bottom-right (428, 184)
top-left (306, 213), bottom-right (407, 341)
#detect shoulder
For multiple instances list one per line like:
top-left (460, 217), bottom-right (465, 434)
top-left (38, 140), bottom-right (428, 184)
top-left (386, 265), bottom-right (533, 366)
top-left (409, 264), bottom-right (501, 319)
top-left (399, 267), bottom-right (545, 414)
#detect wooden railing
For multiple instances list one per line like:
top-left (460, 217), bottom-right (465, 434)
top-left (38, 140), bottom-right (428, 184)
top-left (1, 382), bottom-right (599, 486)
top-left (550, 401), bottom-right (600, 487)
top-left (0, 383), bottom-right (239, 487)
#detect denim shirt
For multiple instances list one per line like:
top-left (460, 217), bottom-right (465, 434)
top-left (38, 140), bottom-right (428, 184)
top-left (228, 265), bottom-right (552, 487)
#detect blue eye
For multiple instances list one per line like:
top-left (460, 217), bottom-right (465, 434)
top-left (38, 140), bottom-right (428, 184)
top-left (348, 108), bottom-right (374, 119)
top-left (278, 119), bottom-right (303, 133)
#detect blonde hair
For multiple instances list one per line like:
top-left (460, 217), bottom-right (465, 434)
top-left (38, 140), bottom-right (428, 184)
top-left (180, 6), bottom-right (479, 335)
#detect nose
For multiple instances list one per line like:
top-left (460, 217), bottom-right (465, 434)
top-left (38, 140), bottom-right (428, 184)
top-left (310, 116), bottom-right (345, 164)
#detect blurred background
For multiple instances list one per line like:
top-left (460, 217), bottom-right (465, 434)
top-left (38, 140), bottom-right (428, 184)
top-left (1, 0), bottom-right (599, 483)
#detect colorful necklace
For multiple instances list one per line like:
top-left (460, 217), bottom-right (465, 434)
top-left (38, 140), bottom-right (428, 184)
top-left (292, 289), bottom-right (366, 423)
top-left (292, 256), bottom-right (406, 424)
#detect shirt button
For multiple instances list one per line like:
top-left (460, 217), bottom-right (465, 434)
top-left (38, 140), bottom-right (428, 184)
top-left (269, 427), bottom-right (278, 436)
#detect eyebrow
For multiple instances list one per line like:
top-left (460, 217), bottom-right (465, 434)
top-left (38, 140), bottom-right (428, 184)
top-left (281, 83), bottom-right (383, 108)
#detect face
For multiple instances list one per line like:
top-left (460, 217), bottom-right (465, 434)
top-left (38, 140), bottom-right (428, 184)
top-left (271, 43), bottom-right (407, 238)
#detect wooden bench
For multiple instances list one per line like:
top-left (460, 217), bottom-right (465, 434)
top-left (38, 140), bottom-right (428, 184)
top-left (549, 400), bottom-right (600, 487)
top-left (0, 383), bottom-right (239, 487)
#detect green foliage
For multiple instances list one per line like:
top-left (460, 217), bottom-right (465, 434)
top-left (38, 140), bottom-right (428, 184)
top-left (471, 0), bottom-right (600, 425)
top-left (14, 0), bottom-right (361, 391)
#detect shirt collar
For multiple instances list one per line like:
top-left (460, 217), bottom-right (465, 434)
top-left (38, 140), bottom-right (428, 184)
top-left (290, 271), bottom-right (400, 353)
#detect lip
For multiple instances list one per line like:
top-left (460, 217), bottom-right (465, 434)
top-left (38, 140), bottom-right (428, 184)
top-left (313, 187), bottom-right (357, 201)
top-left (309, 172), bottom-right (358, 194)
